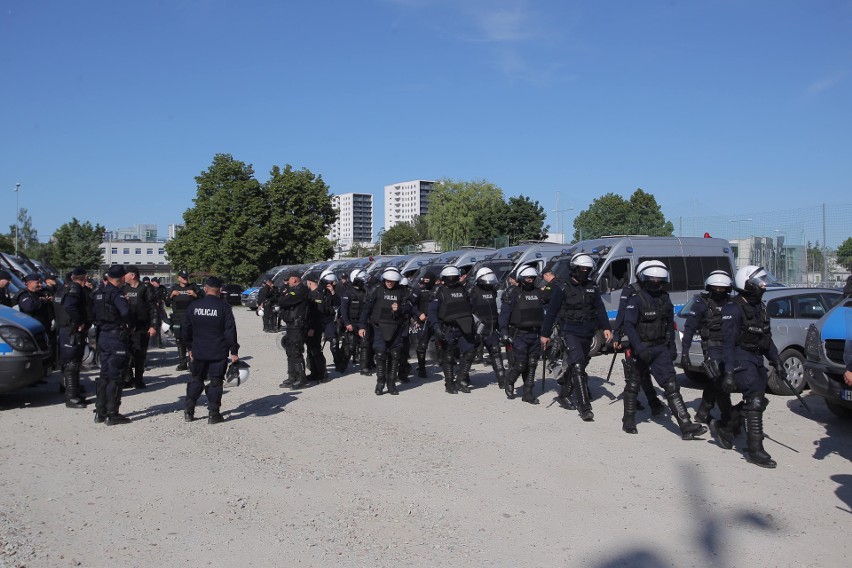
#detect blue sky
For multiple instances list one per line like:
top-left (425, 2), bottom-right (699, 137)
top-left (2, 0), bottom-right (850, 247)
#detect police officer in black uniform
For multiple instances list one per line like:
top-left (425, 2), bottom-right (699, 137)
top-left (679, 271), bottom-right (735, 426)
top-left (91, 265), bottom-right (135, 425)
top-left (121, 266), bottom-right (158, 389)
top-left (167, 270), bottom-right (203, 371)
top-left (499, 265), bottom-right (545, 404)
top-left (543, 254), bottom-right (613, 422)
top-left (0, 269), bottom-right (13, 307)
top-left (303, 273), bottom-right (327, 383)
top-left (257, 277), bottom-right (280, 332)
top-left (182, 277), bottom-right (239, 424)
top-left (340, 269), bottom-right (370, 374)
top-left (359, 267), bottom-right (409, 396)
top-left (718, 265), bottom-right (782, 468)
top-left (469, 267), bottom-right (506, 388)
top-left (54, 267), bottom-right (92, 409)
top-left (622, 261), bottom-right (707, 439)
top-left (319, 270), bottom-right (346, 373)
top-left (149, 277), bottom-right (168, 348)
top-left (408, 271), bottom-right (437, 379)
top-left (429, 266), bottom-right (477, 394)
top-left (17, 274), bottom-right (53, 333)
top-left (278, 271), bottom-right (311, 389)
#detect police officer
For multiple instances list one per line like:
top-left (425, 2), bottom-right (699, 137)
top-left (182, 277), bottom-right (239, 424)
top-left (679, 271), bottom-right (735, 426)
top-left (91, 265), bottom-right (135, 425)
top-left (469, 267), bottom-right (506, 388)
top-left (543, 254), bottom-right (612, 422)
top-left (622, 261), bottom-right (707, 439)
top-left (499, 265), bottom-right (545, 404)
top-left (612, 261), bottom-right (668, 416)
top-left (359, 267), bottom-right (409, 396)
top-left (340, 269), bottom-right (370, 375)
top-left (167, 270), bottom-right (203, 371)
top-left (278, 271), bottom-right (310, 389)
top-left (149, 277), bottom-right (168, 348)
top-left (408, 271), bottom-right (437, 378)
top-left (121, 266), bottom-right (158, 389)
top-left (0, 269), bottom-right (13, 307)
top-left (54, 267), bottom-right (92, 409)
top-left (320, 270), bottom-right (346, 373)
top-left (302, 273), bottom-right (327, 383)
top-left (717, 265), bottom-right (782, 468)
top-left (429, 265), bottom-right (476, 394)
top-left (257, 277), bottom-right (280, 332)
top-left (16, 274), bottom-right (53, 332)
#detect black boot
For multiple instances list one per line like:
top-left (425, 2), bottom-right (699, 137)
top-left (417, 352), bottom-right (428, 379)
top-left (622, 380), bottom-right (639, 434)
top-left (386, 351), bottom-right (400, 395)
top-left (374, 353), bottom-right (387, 395)
top-left (63, 363), bottom-right (87, 409)
top-left (176, 345), bottom-right (188, 371)
top-left (133, 363), bottom-right (147, 389)
top-left (456, 351), bottom-right (474, 393)
top-left (442, 359), bottom-right (458, 394)
top-left (555, 365), bottom-right (576, 410)
top-left (487, 345), bottom-right (506, 389)
top-left (359, 342), bottom-right (373, 376)
top-left (694, 391), bottom-right (715, 424)
top-left (521, 356), bottom-right (539, 405)
top-left (290, 359), bottom-right (309, 389)
top-left (744, 397), bottom-right (776, 468)
top-left (574, 369), bottom-right (594, 421)
top-left (711, 419), bottom-right (735, 450)
top-left (665, 385), bottom-right (708, 440)
top-left (504, 368), bottom-right (520, 399)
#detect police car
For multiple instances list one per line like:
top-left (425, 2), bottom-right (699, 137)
top-left (0, 305), bottom-right (52, 394)
top-left (805, 298), bottom-right (852, 418)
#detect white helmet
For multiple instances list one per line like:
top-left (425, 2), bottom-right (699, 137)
top-left (570, 253), bottom-right (596, 270)
top-left (381, 267), bottom-right (402, 282)
top-left (350, 269), bottom-right (366, 284)
top-left (226, 360), bottom-right (250, 386)
top-left (161, 320), bottom-right (172, 335)
top-left (475, 267), bottom-right (498, 285)
top-left (400, 277), bottom-right (410, 286)
top-left (705, 270), bottom-right (733, 290)
top-left (637, 260), bottom-right (669, 282)
top-left (734, 265), bottom-right (770, 300)
top-left (518, 265), bottom-right (538, 279)
top-left (635, 259), bottom-right (667, 277)
top-left (440, 266), bottom-right (461, 278)
top-left (257, 305), bottom-right (265, 318)
top-left (82, 344), bottom-right (95, 365)
top-left (320, 270), bottom-right (337, 284)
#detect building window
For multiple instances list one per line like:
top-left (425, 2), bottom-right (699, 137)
top-left (123, 248), bottom-right (130, 255)
top-left (147, 248), bottom-right (153, 255)
top-left (135, 248), bottom-right (142, 255)
top-left (111, 248), bottom-right (118, 254)
top-left (158, 248), bottom-right (165, 254)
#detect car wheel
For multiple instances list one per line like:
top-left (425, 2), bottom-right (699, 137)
top-left (768, 348), bottom-right (807, 395)
top-left (589, 330), bottom-right (605, 356)
top-left (825, 400), bottom-right (852, 419)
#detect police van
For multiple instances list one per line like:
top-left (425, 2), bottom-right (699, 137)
top-left (546, 236), bottom-right (735, 354)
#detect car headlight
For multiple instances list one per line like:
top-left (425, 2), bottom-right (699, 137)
top-left (804, 323), bottom-right (820, 361)
top-left (0, 325), bottom-right (38, 352)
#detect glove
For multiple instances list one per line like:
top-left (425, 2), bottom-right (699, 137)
top-left (636, 350), bottom-right (653, 366)
top-left (680, 352), bottom-right (691, 370)
top-left (771, 361), bottom-right (787, 382)
top-left (500, 332), bottom-right (511, 346)
top-left (721, 372), bottom-right (737, 394)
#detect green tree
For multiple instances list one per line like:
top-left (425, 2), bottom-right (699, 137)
top-left (7, 208), bottom-right (41, 256)
top-left (380, 222), bottom-right (420, 254)
top-left (345, 242), bottom-right (375, 258)
top-left (572, 189), bottom-right (672, 240)
top-left (469, 199), bottom-right (510, 247)
top-left (503, 195), bottom-right (548, 244)
top-left (51, 218), bottom-right (105, 272)
top-left (836, 237), bottom-right (852, 272)
top-left (411, 215), bottom-right (432, 242)
top-left (0, 233), bottom-right (14, 253)
top-left (806, 241), bottom-right (827, 273)
top-left (428, 178), bottom-right (505, 251)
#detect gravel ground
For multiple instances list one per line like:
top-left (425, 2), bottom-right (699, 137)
top-left (1, 307), bottom-right (850, 568)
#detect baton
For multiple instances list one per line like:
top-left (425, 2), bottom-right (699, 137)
top-left (780, 373), bottom-right (811, 413)
top-left (604, 349), bottom-right (618, 385)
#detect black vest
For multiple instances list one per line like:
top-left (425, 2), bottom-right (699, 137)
top-left (635, 289), bottom-right (672, 345)
top-left (371, 287), bottom-right (406, 325)
top-left (698, 293), bottom-right (726, 346)
top-left (470, 286), bottom-right (498, 325)
top-left (417, 287), bottom-right (435, 313)
top-left (347, 286), bottom-right (365, 321)
top-left (170, 284), bottom-right (200, 314)
top-left (735, 296), bottom-right (772, 353)
top-left (92, 287), bottom-right (122, 326)
top-left (557, 280), bottom-right (599, 324)
top-left (510, 289), bottom-right (544, 329)
top-left (437, 285), bottom-right (471, 324)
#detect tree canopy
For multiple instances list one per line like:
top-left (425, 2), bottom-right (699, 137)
top-left (836, 237), bottom-right (852, 272)
top-left (165, 154), bottom-right (336, 285)
top-left (380, 222), bottom-right (420, 254)
top-left (51, 218), bottom-right (106, 272)
top-left (573, 188), bottom-right (673, 241)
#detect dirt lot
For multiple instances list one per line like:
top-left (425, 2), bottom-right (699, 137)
top-left (1, 307), bottom-right (850, 567)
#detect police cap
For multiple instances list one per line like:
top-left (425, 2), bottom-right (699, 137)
top-left (65, 272), bottom-right (73, 280)
top-left (178, 270), bottom-right (190, 278)
top-left (542, 260), bottom-right (557, 275)
top-left (124, 265), bottom-right (140, 277)
top-left (303, 272), bottom-right (319, 283)
top-left (0, 270), bottom-right (11, 280)
top-left (107, 265), bottom-right (126, 278)
top-left (288, 271), bottom-right (302, 280)
top-left (72, 267), bottom-right (87, 276)
top-left (24, 273), bottom-right (40, 282)
top-left (142, 276), bottom-right (150, 282)
top-left (205, 276), bottom-right (223, 288)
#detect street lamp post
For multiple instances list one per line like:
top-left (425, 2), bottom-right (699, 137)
top-left (14, 183), bottom-right (20, 256)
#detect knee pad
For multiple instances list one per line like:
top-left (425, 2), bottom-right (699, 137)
top-left (375, 351), bottom-right (388, 363)
top-left (745, 395), bottom-right (768, 412)
top-left (663, 381), bottom-right (679, 396)
top-left (624, 379), bottom-right (641, 395)
top-left (570, 364), bottom-right (584, 381)
top-left (209, 378), bottom-right (224, 388)
top-left (513, 358), bottom-right (529, 374)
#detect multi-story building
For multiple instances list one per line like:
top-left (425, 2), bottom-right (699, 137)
top-left (329, 193), bottom-right (374, 250)
top-left (383, 180), bottom-right (436, 230)
top-left (104, 224), bottom-right (159, 242)
top-left (99, 224), bottom-right (171, 281)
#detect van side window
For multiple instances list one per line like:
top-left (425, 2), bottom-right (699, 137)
top-left (637, 256), bottom-right (732, 293)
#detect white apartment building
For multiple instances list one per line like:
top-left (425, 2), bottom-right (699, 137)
top-left (383, 180), bottom-right (436, 230)
top-left (329, 193), bottom-right (374, 247)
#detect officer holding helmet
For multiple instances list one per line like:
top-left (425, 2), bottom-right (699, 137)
top-left (359, 267), bottom-right (409, 395)
top-left (542, 253), bottom-right (612, 422)
top-left (167, 270), bottom-right (204, 371)
top-left (320, 270), bottom-right (346, 373)
top-left (407, 271), bottom-right (438, 378)
top-left (469, 267), bottom-right (506, 388)
top-left (679, 270), bottom-right (735, 427)
top-left (428, 265), bottom-right (477, 394)
top-left (717, 265), bottom-right (782, 468)
top-left (340, 269), bottom-right (370, 374)
top-left (622, 260), bottom-right (707, 439)
top-left (181, 276), bottom-right (239, 424)
top-left (499, 265), bottom-right (545, 404)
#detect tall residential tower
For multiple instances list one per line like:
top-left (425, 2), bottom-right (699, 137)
top-left (383, 180), bottom-right (436, 230)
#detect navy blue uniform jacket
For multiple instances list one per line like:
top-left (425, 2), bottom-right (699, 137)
top-left (182, 295), bottom-right (239, 361)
